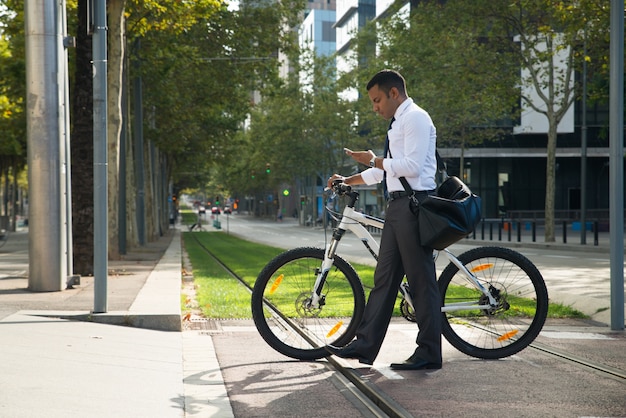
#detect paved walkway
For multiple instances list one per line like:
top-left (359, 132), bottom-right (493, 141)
top-left (0, 227), bottom-right (233, 418)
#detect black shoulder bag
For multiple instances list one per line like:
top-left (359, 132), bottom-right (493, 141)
top-left (399, 151), bottom-right (482, 250)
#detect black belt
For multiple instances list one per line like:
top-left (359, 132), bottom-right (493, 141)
top-left (388, 189), bottom-right (436, 201)
top-left (388, 191), bottom-right (412, 200)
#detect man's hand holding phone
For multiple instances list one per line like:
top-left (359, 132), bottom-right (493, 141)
top-left (343, 147), bottom-right (376, 167)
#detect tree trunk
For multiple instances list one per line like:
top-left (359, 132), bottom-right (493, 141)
top-left (544, 115), bottom-right (558, 242)
top-left (107, 0), bottom-right (127, 260)
top-left (71, 1), bottom-right (94, 275)
top-left (122, 45), bottom-right (138, 248)
top-left (145, 140), bottom-right (157, 240)
top-left (11, 161), bottom-right (18, 232)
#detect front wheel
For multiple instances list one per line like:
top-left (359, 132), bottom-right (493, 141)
top-left (439, 246), bottom-right (548, 359)
top-left (251, 247), bottom-right (365, 361)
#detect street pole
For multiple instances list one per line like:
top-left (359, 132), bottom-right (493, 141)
top-left (93, 0), bottom-right (108, 313)
top-left (580, 29), bottom-right (587, 245)
top-left (24, 0), bottom-right (65, 291)
top-left (609, 0), bottom-right (624, 331)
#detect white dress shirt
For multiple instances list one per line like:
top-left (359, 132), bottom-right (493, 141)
top-left (360, 98), bottom-right (437, 192)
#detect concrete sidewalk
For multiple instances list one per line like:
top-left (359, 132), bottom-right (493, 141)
top-left (0, 227), bottom-right (233, 418)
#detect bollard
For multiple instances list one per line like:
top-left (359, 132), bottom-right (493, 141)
top-left (489, 222), bottom-right (493, 240)
top-left (507, 222), bottom-right (512, 241)
top-left (532, 221), bottom-right (536, 242)
top-left (562, 221), bottom-right (567, 243)
top-left (594, 221), bottom-right (599, 245)
top-left (517, 221), bottom-right (522, 242)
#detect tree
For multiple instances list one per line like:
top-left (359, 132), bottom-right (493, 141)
top-left (345, 0), bottom-right (519, 177)
top-left (68, 0), bottom-right (226, 271)
top-left (233, 47), bottom-right (360, 219)
top-left (70, 0), bottom-right (95, 274)
top-left (0, 2), bottom-right (27, 231)
top-left (106, 0), bottom-right (127, 259)
top-left (473, 0), bottom-right (610, 241)
top-left (132, 0), bottom-right (305, 210)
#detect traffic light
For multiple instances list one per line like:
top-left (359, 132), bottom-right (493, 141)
top-left (265, 163), bottom-right (271, 174)
top-left (215, 196), bottom-right (220, 206)
top-left (283, 189), bottom-right (290, 196)
top-left (251, 170), bottom-right (255, 179)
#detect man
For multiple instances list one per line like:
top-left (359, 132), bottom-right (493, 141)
top-left (326, 69), bottom-right (442, 370)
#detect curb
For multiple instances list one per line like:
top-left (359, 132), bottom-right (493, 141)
top-left (16, 229), bottom-right (183, 332)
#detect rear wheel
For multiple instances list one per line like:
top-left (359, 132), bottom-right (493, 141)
top-left (251, 247), bottom-right (365, 360)
top-left (438, 246), bottom-right (548, 359)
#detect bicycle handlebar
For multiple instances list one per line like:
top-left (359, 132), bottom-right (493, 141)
top-left (328, 180), bottom-right (359, 208)
top-left (330, 180), bottom-right (352, 195)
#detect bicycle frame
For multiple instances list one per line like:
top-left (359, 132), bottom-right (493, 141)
top-left (309, 185), bottom-right (498, 312)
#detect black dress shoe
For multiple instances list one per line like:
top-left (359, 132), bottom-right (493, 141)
top-left (390, 353), bottom-right (442, 371)
top-left (324, 342), bottom-right (373, 365)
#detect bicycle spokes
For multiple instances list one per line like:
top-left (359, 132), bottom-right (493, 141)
top-left (251, 248), bottom-right (365, 360)
top-left (439, 246), bottom-right (548, 359)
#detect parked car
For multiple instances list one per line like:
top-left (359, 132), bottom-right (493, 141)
top-left (223, 206), bottom-right (232, 214)
top-left (211, 207), bottom-right (221, 215)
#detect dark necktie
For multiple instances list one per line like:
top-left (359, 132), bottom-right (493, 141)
top-left (382, 117), bottom-right (395, 199)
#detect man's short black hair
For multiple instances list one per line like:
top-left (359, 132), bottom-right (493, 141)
top-left (366, 69), bottom-right (407, 96)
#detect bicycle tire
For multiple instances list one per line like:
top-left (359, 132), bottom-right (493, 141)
top-left (251, 247), bottom-right (365, 361)
top-left (438, 246), bottom-right (548, 359)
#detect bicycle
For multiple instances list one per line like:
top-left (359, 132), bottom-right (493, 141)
top-left (251, 182), bottom-right (549, 362)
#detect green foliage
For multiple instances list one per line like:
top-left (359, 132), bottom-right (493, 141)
top-left (0, 2), bottom-right (26, 167)
top-left (125, 0), bottom-right (305, 196)
top-left (547, 301), bottom-right (587, 319)
top-left (231, 48), bottom-right (362, 198)
top-left (458, 0), bottom-right (610, 241)
top-left (182, 231), bottom-right (284, 318)
top-left (183, 233), bottom-right (257, 318)
top-left (347, 0), bottom-right (521, 153)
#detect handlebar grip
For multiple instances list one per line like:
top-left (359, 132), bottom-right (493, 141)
top-left (332, 180), bottom-right (351, 195)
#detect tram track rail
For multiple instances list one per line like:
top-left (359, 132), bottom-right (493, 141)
top-left (528, 340), bottom-right (626, 381)
top-left (188, 233), bottom-right (410, 417)
top-left (187, 233), bottom-right (625, 418)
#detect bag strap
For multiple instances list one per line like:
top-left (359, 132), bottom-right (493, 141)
top-left (397, 149), bottom-right (446, 194)
top-left (436, 150), bottom-right (446, 174)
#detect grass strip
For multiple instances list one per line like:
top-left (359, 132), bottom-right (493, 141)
top-left (182, 230), bottom-right (585, 320)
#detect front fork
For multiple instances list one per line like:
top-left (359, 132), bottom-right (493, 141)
top-left (308, 228), bottom-right (346, 309)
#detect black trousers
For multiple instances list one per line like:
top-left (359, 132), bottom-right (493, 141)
top-left (354, 195), bottom-right (442, 364)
